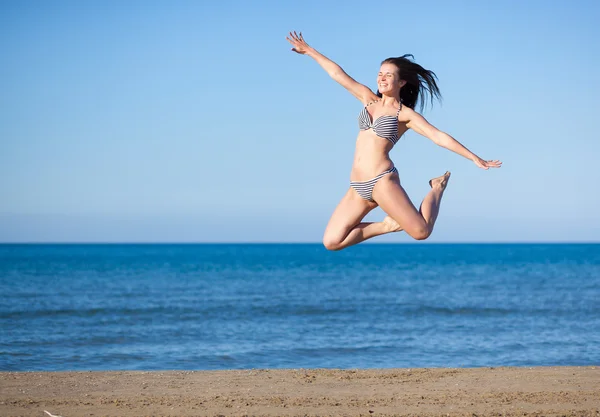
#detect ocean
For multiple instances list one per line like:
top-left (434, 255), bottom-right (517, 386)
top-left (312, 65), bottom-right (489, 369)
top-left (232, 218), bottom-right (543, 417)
top-left (1, 243), bottom-right (599, 371)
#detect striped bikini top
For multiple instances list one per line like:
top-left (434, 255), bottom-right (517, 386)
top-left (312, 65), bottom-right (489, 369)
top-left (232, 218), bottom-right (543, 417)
top-left (358, 100), bottom-right (402, 145)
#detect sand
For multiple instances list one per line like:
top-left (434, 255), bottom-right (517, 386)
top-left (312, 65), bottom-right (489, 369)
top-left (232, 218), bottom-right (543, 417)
top-left (1, 367), bottom-right (599, 416)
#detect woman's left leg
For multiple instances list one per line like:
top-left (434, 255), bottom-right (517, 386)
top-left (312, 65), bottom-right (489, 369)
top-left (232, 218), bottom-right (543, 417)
top-left (372, 171), bottom-right (450, 240)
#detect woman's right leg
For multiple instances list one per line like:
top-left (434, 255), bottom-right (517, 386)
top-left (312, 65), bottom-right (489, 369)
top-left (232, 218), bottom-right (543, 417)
top-left (322, 188), bottom-right (402, 251)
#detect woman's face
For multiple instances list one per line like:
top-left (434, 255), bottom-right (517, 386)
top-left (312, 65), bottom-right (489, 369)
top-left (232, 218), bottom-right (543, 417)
top-left (377, 63), bottom-right (403, 95)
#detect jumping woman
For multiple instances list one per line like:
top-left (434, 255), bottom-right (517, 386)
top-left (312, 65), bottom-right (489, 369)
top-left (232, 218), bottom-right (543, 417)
top-left (286, 32), bottom-right (502, 251)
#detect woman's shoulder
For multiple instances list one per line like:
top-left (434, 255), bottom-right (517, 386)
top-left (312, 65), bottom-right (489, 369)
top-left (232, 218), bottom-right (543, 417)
top-left (397, 103), bottom-right (419, 122)
top-left (364, 98), bottom-right (380, 107)
top-left (358, 89), bottom-right (380, 106)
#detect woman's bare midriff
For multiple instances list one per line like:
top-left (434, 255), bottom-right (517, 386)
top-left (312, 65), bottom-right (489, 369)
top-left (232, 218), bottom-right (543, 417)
top-left (349, 128), bottom-right (407, 181)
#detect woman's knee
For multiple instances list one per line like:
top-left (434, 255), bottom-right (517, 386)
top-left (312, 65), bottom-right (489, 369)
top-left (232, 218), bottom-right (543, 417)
top-left (322, 235), bottom-right (342, 251)
top-left (406, 224), bottom-right (431, 241)
top-left (323, 228), bottom-right (346, 251)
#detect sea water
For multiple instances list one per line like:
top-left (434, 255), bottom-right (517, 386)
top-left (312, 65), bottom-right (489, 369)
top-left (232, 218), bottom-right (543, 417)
top-left (1, 243), bottom-right (599, 371)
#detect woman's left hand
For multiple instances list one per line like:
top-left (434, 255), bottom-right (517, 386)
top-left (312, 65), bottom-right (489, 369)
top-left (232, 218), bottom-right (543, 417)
top-left (473, 157), bottom-right (502, 170)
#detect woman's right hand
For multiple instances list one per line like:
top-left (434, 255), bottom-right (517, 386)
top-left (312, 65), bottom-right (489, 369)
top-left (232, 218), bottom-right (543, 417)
top-left (286, 31), bottom-right (311, 55)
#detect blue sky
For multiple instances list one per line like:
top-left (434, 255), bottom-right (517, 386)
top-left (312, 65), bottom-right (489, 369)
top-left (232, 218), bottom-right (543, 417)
top-left (1, 0), bottom-right (599, 243)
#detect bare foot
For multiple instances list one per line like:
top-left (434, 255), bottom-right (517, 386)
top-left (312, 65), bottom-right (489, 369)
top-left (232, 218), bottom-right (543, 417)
top-left (429, 171), bottom-right (451, 191)
top-left (383, 216), bottom-right (403, 233)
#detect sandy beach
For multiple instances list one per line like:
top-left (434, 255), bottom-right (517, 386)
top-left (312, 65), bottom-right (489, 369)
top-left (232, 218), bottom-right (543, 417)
top-left (1, 366), bottom-right (599, 416)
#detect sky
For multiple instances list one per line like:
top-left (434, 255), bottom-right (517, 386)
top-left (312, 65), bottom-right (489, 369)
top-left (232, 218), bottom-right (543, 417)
top-left (1, 0), bottom-right (599, 243)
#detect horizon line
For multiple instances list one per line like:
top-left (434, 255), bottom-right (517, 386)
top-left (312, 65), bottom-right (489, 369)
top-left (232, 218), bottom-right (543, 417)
top-left (1, 241), bottom-right (599, 245)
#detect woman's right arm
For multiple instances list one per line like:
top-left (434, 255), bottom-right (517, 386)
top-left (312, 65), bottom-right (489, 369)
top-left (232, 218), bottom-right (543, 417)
top-left (286, 32), bottom-right (377, 104)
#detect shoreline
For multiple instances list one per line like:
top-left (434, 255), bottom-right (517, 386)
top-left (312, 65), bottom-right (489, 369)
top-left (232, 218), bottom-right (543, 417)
top-left (1, 366), bottom-right (599, 416)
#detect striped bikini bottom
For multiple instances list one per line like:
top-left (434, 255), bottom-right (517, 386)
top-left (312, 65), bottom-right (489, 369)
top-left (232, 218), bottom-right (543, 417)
top-left (350, 166), bottom-right (397, 202)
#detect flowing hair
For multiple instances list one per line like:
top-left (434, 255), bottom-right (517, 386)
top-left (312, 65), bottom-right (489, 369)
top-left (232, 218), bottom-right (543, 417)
top-left (376, 54), bottom-right (442, 112)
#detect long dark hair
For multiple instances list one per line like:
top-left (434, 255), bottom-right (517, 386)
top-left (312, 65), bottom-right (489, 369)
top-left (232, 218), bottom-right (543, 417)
top-left (376, 54), bottom-right (441, 112)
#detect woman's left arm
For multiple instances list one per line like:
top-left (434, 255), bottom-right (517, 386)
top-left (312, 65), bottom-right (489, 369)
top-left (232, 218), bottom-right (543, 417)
top-left (405, 109), bottom-right (502, 170)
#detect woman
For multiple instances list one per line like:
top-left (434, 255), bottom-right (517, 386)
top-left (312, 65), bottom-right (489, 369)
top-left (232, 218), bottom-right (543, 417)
top-left (286, 32), bottom-right (502, 251)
